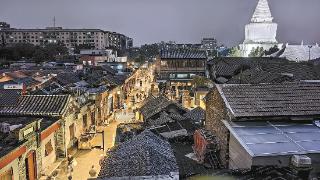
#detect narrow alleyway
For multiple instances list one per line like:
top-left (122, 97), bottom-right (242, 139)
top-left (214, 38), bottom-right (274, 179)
top-left (53, 66), bottom-right (154, 180)
top-left (55, 111), bottom-right (134, 180)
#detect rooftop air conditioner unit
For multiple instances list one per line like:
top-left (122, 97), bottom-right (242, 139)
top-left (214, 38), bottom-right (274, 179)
top-left (291, 155), bottom-right (312, 168)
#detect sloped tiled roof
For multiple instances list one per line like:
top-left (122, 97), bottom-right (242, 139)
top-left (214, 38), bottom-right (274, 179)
top-left (216, 82), bottom-right (320, 118)
top-left (98, 130), bottom-right (178, 178)
top-left (209, 57), bottom-right (320, 83)
top-left (227, 69), bottom-right (295, 84)
top-left (12, 77), bottom-right (41, 87)
top-left (100, 65), bottom-right (118, 75)
top-left (0, 89), bottom-right (22, 107)
top-left (54, 72), bottom-right (81, 86)
top-left (160, 49), bottom-right (207, 59)
top-left (139, 95), bottom-right (186, 120)
top-left (148, 112), bottom-right (174, 126)
top-left (103, 75), bottom-right (124, 86)
top-left (0, 95), bottom-right (71, 117)
top-left (183, 107), bottom-right (205, 122)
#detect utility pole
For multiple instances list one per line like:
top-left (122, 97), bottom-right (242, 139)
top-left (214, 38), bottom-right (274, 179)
top-left (308, 45), bottom-right (312, 61)
top-left (53, 16), bottom-right (56, 28)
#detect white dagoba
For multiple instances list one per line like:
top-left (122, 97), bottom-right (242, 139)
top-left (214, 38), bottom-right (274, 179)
top-left (240, 0), bottom-right (282, 57)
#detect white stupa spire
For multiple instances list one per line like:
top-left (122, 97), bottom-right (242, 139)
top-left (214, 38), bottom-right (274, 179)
top-left (251, 0), bottom-right (273, 23)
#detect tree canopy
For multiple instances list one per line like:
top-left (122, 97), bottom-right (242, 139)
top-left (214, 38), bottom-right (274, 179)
top-left (0, 43), bottom-right (68, 63)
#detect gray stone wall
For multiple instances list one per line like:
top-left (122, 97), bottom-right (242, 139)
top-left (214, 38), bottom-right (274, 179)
top-left (56, 121), bottom-right (66, 158)
top-left (205, 88), bottom-right (231, 168)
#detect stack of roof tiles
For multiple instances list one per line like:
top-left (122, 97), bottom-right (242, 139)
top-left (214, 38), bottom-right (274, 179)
top-left (216, 82), bottom-right (320, 118)
top-left (98, 130), bottom-right (178, 179)
top-left (160, 49), bottom-right (207, 59)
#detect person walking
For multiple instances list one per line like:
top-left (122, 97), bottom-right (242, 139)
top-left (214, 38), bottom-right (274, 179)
top-left (89, 165), bottom-right (97, 177)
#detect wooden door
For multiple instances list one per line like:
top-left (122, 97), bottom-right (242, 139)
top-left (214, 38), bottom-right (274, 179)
top-left (26, 151), bottom-right (36, 180)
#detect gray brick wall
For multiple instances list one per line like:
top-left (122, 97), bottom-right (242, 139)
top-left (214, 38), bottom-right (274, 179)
top-left (205, 88), bottom-right (231, 168)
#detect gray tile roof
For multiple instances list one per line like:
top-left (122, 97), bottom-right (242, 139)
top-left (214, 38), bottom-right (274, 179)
top-left (0, 95), bottom-right (71, 117)
top-left (54, 72), bottom-right (81, 86)
top-left (227, 69), bottom-right (295, 84)
top-left (209, 57), bottom-right (320, 82)
top-left (98, 130), bottom-right (178, 178)
top-left (139, 95), bottom-right (187, 120)
top-left (149, 112), bottom-right (174, 126)
top-left (160, 49), bottom-right (207, 59)
top-left (216, 82), bottom-right (320, 118)
top-left (0, 89), bottom-right (21, 107)
top-left (183, 107), bottom-right (205, 122)
top-left (100, 65), bottom-right (118, 75)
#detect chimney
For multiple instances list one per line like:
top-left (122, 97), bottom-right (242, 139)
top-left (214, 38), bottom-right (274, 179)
top-left (22, 83), bottom-right (27, 95)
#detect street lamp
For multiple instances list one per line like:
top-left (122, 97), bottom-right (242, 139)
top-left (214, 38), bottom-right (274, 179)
top-left (308, 45), bottom-right (313, 61)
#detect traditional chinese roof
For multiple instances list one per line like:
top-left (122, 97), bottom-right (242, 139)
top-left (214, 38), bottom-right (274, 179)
top-left (183, 107), bottom-right (205, 122)
top-left (0, 89), bottom-right (22, 107)
top-left (98, 130), bottom-right (178, 178)
top-left (54, 72), bottom-right (81, 86)
top-left (0, 95), bottom-right (71, 117)
top-left (160, 49), bottom-right (207, 59)
top-left (208, 57), bottom-right (320, 83)
top-left (139, 95), bottom-right (187, 121)
top-left (103, 74), bottom-right (124, 86)
top-left (227, 69), bottom-right (295, 84)
top-left (216, 82), bottom-right (320, 118)
top-left (100, 65), bottom-right (118, 75)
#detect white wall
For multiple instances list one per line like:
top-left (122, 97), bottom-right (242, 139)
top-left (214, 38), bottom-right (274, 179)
top-left (41, 133), bottom-right (56, 172)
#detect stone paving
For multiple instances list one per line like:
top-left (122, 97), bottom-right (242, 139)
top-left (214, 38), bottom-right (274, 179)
top-left (54, 111), bottom-right (134, 180)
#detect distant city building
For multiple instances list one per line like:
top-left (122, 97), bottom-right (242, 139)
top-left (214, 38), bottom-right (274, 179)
top-left (158, 41), bottom-right (201, 50)
top-left (201, 38), bottom-right (217, 51)
top-left (0, 23), bottom-right (133, 50)
top-left (156, 49), bottom-right (207, 105)
top-left (239, 0), bottom-right (282, 57)
top-left (0, 22), bottom-right (10, 30)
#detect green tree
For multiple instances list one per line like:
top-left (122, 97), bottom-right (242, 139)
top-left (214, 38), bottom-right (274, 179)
top-left (248, 47), bottom-right (264, 57)
top-left (228, 46), bottom-right (241, 57)
top-left (74, 44), bottom-right (93, 54)
top-left (264, 45), bottom-right (279, 56)
top-left (191, 75), bottom-right (211, 88)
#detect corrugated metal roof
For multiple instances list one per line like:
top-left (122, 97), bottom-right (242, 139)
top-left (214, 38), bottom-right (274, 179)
top-left (225, 121), bottom-right (320, 157)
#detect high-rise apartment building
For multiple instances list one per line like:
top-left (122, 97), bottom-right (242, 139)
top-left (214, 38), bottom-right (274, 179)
top-left (0, 23), bottom-right (133, 50)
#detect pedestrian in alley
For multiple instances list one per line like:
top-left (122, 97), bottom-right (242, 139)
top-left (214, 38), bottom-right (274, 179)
top-left (67, 163), bottom-right (73, 180)
top-left (89, 165), bottom-right (97, 177)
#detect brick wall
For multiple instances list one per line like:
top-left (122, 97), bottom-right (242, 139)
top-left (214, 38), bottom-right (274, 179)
top-left (55, 121), bottom-right (66, 158)
top-left (205, 88), bottom-right (231, 168)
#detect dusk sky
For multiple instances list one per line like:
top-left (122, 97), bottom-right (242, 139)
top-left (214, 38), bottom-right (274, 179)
top-left (1, 0), bottom-right (319, 46)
